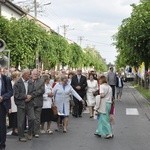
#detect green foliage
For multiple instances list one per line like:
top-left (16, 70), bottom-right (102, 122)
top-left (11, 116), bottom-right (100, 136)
top-left (0, 16), bottom-right (107, 71)
top-left (114, 1), bottom-right (150, 70)
top-left (83, 46), bottom-right (107, 72)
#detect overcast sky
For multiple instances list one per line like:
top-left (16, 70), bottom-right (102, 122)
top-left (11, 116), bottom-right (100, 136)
top-left (14, 0), bottom-right (140, 64)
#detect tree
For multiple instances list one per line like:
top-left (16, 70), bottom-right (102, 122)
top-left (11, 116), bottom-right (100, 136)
top-left (114, 1), bottom-right (150, 70)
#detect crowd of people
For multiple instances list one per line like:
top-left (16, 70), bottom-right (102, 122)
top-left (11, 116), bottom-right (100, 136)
top-left (0, 66), bottom-right (124, 150)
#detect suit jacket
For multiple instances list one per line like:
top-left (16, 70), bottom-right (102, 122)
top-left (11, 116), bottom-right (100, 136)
top-left (116, 76), bottom-right (124, 87)
top-left (71, 75), bottom-right (87, 97)
top-left (1, 75), bottom-right (13, 112)
top-left (14, 78), bottom-right (34, 108)
top-left (32, 78), bottom-right (45, 107)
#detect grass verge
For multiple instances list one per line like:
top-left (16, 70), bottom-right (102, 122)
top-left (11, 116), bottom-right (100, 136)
top-left (133, 84), bottom-right (150, 101)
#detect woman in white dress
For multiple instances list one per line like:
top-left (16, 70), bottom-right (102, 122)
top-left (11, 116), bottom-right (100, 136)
top-left (52, 75), bottom-right (83, 133)
top-left (86, 73), bottom-right (98, 118)
top-left (9, 71), bottom-right (20, 136)
top-left (41, 74), bottom-right (54, 134)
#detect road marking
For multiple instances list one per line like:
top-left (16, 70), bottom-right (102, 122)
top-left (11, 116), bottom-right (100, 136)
top-left (126, 108), bottom-right (139, 115)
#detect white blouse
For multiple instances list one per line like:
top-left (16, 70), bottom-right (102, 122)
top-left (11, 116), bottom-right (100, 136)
top-left (43, 83), bottom-right (53, 109)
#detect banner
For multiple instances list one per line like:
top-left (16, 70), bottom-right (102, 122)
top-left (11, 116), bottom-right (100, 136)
top-left (137, 62), bottom-right (145, 80)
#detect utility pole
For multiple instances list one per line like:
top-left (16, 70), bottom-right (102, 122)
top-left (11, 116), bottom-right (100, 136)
top-left (61, 25), bottom-right (69, 38)
top-left (78, 36), bottom-right (84, 46)
top-left (57, 26), bottom-right (60, 34)
top-left (34, 0), bottom-right (37, 18)
top-left (33, 1), bottom-right (51, 69)
top-left (34, 0), bottom-right (39, 69)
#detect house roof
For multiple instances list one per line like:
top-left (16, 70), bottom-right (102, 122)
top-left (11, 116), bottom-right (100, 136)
top-left (0, 0), bottom-right (26, 16)
top-left (0, 1), bottom-right (60, 36)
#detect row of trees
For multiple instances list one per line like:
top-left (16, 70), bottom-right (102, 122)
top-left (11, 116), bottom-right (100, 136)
top-left (0, 16), bottom-right (107, 71)
top-left (114, 0), bottom-right (150, 71)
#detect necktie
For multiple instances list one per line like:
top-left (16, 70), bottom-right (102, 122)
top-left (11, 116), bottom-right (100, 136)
top-left (78, 76), bottom-right (80, 83)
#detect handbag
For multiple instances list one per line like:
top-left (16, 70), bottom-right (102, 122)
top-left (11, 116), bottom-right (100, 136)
top-left (93, 90), bottom-right (99, 97)
top-left (51, 105), bottom-right (58, 115)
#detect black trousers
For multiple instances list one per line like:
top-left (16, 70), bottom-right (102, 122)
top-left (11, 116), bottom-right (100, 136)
top-left (0, 104), bottom-right (6, 149)
top-left (9, 112), bottom-right (17, 130)
top-left (73, 96), bottom-right (84, 117)
top-left (110, 85), bottom-right (115, 99)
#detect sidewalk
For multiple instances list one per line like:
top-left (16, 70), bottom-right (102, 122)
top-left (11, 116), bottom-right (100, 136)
top-left (125, 82), bottom-right (150, 120)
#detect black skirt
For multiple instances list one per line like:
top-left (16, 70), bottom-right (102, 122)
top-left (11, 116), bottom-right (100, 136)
top-left (41, 108), bottom-right (53, 123)
top-left (41, 108), bottom-right (58, 123)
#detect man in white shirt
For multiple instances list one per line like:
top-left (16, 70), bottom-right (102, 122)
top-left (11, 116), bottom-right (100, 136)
top-left (14, 69), bottom-right (35, 142)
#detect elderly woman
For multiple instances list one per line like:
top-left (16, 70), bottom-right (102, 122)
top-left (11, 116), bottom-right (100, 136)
top-left (94, 75), bottom-right (113, 139)
top-left (52, 75), bottom-right (83, 133)
top-left (40, 74), bottom-right (54, 134)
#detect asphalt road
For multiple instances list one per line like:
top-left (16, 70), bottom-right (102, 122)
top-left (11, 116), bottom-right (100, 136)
top-left (6, 83), bottom-right (150, 150)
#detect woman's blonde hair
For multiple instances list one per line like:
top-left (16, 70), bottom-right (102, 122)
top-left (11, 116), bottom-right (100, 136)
top-left (11, 71), bottom-right (21, 80)
top-left (60, 75), bottom-right (68, 81)
top-left (99, 75), bottom-right (107, 84)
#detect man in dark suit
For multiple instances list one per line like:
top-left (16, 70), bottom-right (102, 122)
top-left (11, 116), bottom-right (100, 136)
top-left (0, 67), bottom-right (13, 150)
top-left (71, 69), bottom-right (87, 117)
top-left (31, 69), bottom-right (45, 138)
top-left (14, 69), bottom-right (35, 142)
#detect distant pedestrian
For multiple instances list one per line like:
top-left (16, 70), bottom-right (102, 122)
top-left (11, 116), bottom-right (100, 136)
top-left (116, 72), bottom-right (124, 101)
top-left (0, 67), bottom-right (13, 150)
top-left (107, 67), bottom-right (116, 100)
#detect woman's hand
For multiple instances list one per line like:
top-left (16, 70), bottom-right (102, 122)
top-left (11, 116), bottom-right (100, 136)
top-left (48, 92), bottom-right (53, 97)
top-left (9, 109), bottom-right (12, 114)
top-left (110, 114), bottom-right (115, 124)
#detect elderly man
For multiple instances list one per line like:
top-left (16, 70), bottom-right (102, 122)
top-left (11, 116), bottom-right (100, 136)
top-left (0, 67), bottom-right (13, 150)
top-left (14, 69), bottom-right (35, 142)
top-left (71, 69), bottom-right (87, 118)
top-left (31, 69), bottom-right (45, 138)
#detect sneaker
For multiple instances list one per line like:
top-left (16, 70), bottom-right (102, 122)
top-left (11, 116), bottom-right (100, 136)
top-left (47, 129), bottom-right (53, 134)
top-left (19, 137), bottom-right (27, 142)
top-left (40, 130), bottom-right (46, 134)
top-left (27, 134), bottom-right (33, 140)
top-left (105, 134), bottom-right (114, 139)
top-left (34, 134), bottom-right (39, 138)
top-left (11, 132), bottom-right (18, 136)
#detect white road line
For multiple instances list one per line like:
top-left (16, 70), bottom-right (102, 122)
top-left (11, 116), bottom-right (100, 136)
top-left (126, 108), bottom-right (139, 115)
